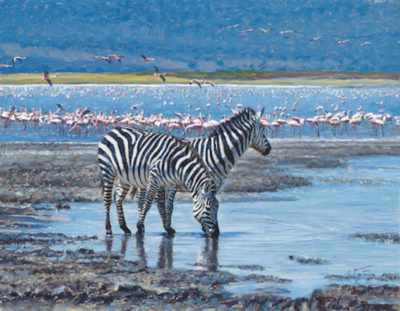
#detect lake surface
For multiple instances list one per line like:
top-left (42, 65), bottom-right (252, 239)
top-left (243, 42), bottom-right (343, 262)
top-left (7, 155), bottom-right (399, 298)
top-left (0, 84), bottom-right (399, 141)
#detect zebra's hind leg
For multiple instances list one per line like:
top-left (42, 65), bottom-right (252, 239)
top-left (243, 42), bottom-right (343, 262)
top-left (114, 181), bottom-right (132, 234)
top-left (156, 190), bottom-right (176, 235)
top-left (102, 180), bottom-right (114, 236)
top-left (136, 174), bottom-right (159, 235)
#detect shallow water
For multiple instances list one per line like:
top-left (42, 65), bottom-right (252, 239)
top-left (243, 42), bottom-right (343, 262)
top-left (0, 84), bottom-right (399, 141)
top-left (7, 155), bottom-right (399, 298)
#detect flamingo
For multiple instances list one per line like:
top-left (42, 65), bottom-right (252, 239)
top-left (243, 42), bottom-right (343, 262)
top-left (140, 54), bottom-right (155, 62)
top-left (93, 56), bottom-right (112, 63)
top-left (108, 55), bottom-right (123, 63)
top-left (309, 36), bottom-right (322, 41)
top-left (0, 64), bottom-right (13, 68)
top-left (259, 28), bottom-right (272, 33)
top-left (189, 79), bottom-right (202, 88)
top-left (42, 71), bottom-right (55, 86)
top-left (203, 80), bottom-right (215, 87)
top-left (280, 30), bottom-right (294, 34)
top-left (11, 56), bottom-right (27, 65)
top-left (153, 66), bottom-right (166, 82)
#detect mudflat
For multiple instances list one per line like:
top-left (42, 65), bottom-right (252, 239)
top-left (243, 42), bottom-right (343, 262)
top-left (0, 138), bottom-right (399, 310)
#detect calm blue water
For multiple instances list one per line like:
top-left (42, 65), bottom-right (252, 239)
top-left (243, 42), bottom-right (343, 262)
top-left (7, 155), bottom-right (399, 298)
top-left (0, 84), bottom-right (399, 142)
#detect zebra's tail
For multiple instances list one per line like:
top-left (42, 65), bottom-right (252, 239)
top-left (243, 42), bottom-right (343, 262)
top-left (128, 186), bottom-right (138, 200)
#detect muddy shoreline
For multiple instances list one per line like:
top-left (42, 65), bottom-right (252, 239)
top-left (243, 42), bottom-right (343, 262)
top-left (1, 138), bottom-right (399, 204)
top-left (1, 138), bottom-right (399, 310)
top-left (1, 203), bottom-right (399, 310)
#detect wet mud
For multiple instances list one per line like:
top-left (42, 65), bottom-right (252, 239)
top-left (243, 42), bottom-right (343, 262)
top-left (0, 217), bottom-right (398, 310)
top-left (1, 139), bottom-right (399, 309)
top-left (1, 138), bottom-right (399, 203)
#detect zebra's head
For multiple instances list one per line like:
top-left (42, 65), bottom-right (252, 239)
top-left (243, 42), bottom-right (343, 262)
top-left (193, 181), bottom-right (220, 238)
top-left (249, 108), bottom-right (271, 156)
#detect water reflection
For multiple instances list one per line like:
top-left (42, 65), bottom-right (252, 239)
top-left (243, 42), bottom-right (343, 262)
top-left (157, 235), bottom-right (173, 269)
top-left (195, 237), bottom-right (219, 271)
top-left (104, 234), bottom-right (219, 271)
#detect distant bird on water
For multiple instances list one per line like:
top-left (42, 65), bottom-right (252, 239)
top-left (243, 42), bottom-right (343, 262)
top-left (0, 64), bottom-right (13, 68)
top-left (153, 66), bottom-right (166, 82)
top-left (11, 56), bottom-right (27, 65)
top-left (141, 54), bottom-right (155, 62)
top-left (42, 71), bottom-right (55, 86)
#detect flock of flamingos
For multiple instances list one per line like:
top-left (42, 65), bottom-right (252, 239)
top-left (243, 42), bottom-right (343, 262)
top-left (0, 102), bottom-right (398, 138)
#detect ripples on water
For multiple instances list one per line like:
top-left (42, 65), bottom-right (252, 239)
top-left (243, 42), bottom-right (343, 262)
top-left (5, 156), bottom-right (398, 298)
top-left (0, 85), bottom-right (399, 142)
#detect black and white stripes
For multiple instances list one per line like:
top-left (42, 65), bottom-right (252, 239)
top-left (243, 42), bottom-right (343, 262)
top-left (98, 126), bottom-right (219, 237)
top-left (112, 108), bottom-right (271, 235)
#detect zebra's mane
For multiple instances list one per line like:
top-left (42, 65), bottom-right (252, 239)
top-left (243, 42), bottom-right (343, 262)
top-left (208, 108), bottom-right (256, 138)
top-left (180, 138), bottom-right (218, 185)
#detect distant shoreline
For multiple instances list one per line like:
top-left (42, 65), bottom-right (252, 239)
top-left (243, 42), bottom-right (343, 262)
top-left (0, 71), bottom-right (399, 87)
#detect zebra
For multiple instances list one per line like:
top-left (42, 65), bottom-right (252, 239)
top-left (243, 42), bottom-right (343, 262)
top-left (112, 108), bottom-right (271, 235)
top-left (98, 127), bottom-right (220, 237)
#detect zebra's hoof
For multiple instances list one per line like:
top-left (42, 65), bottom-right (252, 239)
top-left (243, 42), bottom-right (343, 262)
top-left (136, 222), bottom-right (145, 235)
top-left (165, 227), bottom-right (176, 235)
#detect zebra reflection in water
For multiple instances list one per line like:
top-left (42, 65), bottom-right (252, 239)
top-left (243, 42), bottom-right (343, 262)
top-left (103, 235), bottom-right (218, 271)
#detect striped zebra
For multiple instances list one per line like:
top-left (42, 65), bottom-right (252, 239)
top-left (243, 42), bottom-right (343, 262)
top-left (98, 127), bottom-right (220, 237)
top-left (113, 108), bottom-right (271, 234)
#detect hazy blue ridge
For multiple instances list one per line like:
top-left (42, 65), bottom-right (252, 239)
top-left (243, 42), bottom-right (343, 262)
top-left (0, 0), bottom-right (399, 73)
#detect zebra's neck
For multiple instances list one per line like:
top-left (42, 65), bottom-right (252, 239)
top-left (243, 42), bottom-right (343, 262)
top-left (191, 121), bottom-right (253, 186)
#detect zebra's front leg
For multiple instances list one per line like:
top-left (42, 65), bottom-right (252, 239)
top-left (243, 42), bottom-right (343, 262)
top-left (114, 181), bottom-right (132, 234)
top-left (164, 189), bottom-right (177, 234)
top-left (136, 176), bottom-right (159, 235)
top-left (156, 190), bottom-right (176, 235)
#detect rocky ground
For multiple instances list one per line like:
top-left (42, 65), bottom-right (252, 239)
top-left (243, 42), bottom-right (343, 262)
top-left (0, 138), bottom-right (399, 310)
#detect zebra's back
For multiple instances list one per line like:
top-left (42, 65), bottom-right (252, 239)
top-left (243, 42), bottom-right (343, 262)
top-left (98, 126), bottom-right (183, 189)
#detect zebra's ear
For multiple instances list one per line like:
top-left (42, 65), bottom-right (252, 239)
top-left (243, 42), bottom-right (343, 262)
top-left (256, 108), bottom-right (265, 120)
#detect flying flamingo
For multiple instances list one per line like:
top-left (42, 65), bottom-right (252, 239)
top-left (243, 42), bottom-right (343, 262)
top-left (108, 55), bottom-right (123, 63)
top-left (203, 80), bottom-right (215, 87)
top-left (259, 28), bottom-right (272, 33)
top-left (42, 71), bottom-right (55, 86)
top-left (189, 79), bottom-right (202, 88)
top-left (0, 64), bottom-right (13, 69)
top-left (93, 56), bottom-right (112, 63)
top-left (11, 56), bottom-right (27, 65)
top-left (140, 54), bottom-right (155, 62)
top-left (153, 66), bottom-right (166, 82)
